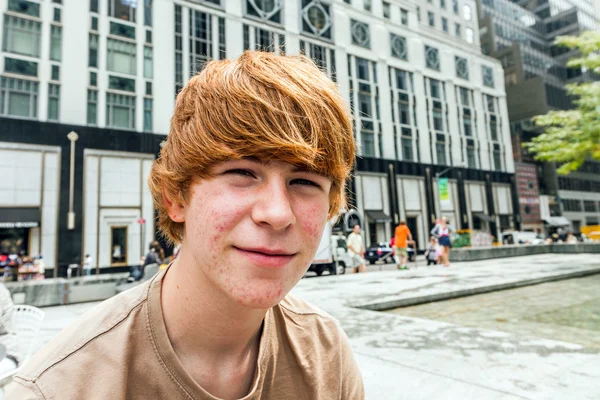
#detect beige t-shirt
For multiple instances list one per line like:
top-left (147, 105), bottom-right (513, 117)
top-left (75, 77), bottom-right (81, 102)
top-left (346, 232), bottom-right (364, 256)
top-left (7, 268), bottom-right (364, 399)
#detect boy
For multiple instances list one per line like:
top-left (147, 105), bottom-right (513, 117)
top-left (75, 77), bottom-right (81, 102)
top-left (7, 51), bottom-right (364, 399)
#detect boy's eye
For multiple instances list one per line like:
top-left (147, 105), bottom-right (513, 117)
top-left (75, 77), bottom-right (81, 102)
top-left (291, 178), bottom-right (320, 188)
top-left (226, 169), bottom-right (255, 178)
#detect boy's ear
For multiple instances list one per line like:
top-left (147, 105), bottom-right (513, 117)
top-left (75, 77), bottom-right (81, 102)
top-left (162, 190), bottom-right (186, 223)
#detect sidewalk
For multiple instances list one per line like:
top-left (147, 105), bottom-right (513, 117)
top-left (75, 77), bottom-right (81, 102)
top-left (290, 253), bottom-right (600, 399)
top-left (34, 253), bottom-right (600, 399)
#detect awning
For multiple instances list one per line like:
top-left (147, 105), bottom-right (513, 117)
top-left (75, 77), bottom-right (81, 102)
top-left (543, 216), bottom-right (571, 227)
top-left (0, 207), bottom-right (40, 229)
top-left (474, 213), bottom-right (495, 223)
top-left (365, 210), bottom-right (392, 223)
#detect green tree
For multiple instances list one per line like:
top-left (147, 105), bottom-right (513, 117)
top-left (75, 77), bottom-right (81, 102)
top-left (524, 31), bottom-right (600, 175)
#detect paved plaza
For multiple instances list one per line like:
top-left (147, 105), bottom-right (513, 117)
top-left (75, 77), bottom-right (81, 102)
top-left (32, 253), bottom-right (600, 399)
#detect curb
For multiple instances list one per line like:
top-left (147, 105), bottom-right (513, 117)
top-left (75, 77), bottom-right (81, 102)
top-left (355, 267), bottom-right (600, 311)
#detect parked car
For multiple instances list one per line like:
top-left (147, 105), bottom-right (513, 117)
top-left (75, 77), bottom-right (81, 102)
top-left (365, 242), bottom-right (415, 264)
top-left (500, 231), bottom-right (545, 245)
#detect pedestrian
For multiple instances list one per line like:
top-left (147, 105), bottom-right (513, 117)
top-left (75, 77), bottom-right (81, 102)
top-left (83, 254), bottom-right (93, 276)
top-left (424, 236), bottom-right (439, 266)
top-left (347, 224), bottom-right (367, 273)
top-left (394, 220), bottom-right (413, 270)
top-left (128, 241), bottom-right (164, 282)
top-left (431, 216), bottom-right (454, 267)
top-left (7, 51), bottom-right (364, 399)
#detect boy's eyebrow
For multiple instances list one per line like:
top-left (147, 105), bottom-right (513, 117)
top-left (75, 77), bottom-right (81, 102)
top-left (241, 157), bottom-right (321, 175)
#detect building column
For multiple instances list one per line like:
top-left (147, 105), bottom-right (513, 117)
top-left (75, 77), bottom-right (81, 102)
top-left (485, 173), bottom-right (498, 240)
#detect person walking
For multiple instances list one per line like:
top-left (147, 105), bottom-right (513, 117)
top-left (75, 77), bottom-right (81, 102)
top-left (347, 224), bottom-right (367, 273)
top-left (394, 220), bottom-right (413, 270)
top-left (431, 216), bottom-right (454, 267)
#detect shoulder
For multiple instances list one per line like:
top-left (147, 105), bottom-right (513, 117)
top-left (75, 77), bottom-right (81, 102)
top-left (9, 279), bottom-right (152, 394)
top-left (275, 295), bottom-right (365, 398)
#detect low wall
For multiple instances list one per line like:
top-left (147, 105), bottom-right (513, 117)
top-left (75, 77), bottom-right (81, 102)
top-left (450, 243), bottom-right (600, 262)
top-left (5, 273), bottom-right (129, 307)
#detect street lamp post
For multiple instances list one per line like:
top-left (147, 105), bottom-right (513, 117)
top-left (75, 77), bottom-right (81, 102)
top-left (67, 131), bottom-right (79, 230)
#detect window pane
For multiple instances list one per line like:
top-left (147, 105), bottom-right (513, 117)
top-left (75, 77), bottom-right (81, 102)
top-left (3, 16), bottom-right (42, 57)
top-left (48, 97), bottom-right (59, 120)
top-left (361, 132), bottom-right (375, 156)
top-left (50, 26), bottom-right (62, 61)
top-left (112, 106), bottom-right (130, 128)
top-left (8, 92), bottom-right (31, 117)
top-left (87, 102), bottom-right (97, 125)
top-left (144, 47), bottom-right (153, 78)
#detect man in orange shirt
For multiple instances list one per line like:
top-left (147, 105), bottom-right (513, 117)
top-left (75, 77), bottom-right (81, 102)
top-left (394, 220), bottom-right (413, 270)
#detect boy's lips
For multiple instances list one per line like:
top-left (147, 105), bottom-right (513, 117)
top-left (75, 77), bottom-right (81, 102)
top-left (234, 246), bottom-right (296, 269)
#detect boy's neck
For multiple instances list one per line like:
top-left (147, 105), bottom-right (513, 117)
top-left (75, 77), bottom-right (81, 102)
top-left (160, 251), bottom-right (267, 395)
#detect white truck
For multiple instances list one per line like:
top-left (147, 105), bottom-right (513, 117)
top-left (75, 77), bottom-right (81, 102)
top-left (308, 221), bottom-right (354, 276)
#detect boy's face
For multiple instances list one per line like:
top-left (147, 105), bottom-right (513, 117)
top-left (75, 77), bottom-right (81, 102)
top-left (179, 158), bottom-right (332, 309)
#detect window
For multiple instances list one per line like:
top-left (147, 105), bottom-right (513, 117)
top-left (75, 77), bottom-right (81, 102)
top-left (452, 0), bottom-right (458, 14)
top-left (459, 87), bottom-right (469, 106)
top-left (402, 137), bottom-right (413, 161)
top-left (584, 200), bottom-right (597, 212)
top-left (429, 79), bottom-right (441, 99)
top-left (47, 84), bottom-right (60, 121)
top-left (4, 57), bottom-right (37, 77)
top-left (52, 65), bottom-right (60, 81)
top-left (416, 6), bottom-right (420, 22)
top-left (218, 18), bottom-right (226, 59)
top-left (146, 29), bottom-right (152, 44)
top-left (91, 16), bottom-right (98, 31)
top-left (106, 93), bottom-right (135, 129)
top-left (433, 110), bottom-right (443, 131)
top-left (466, 28), bottom-right (474, 44)
top-left (486, 95), bottom-right (495, 112)
top-left (108, 0), bottom-right (136, 22)
top-left (144, 98), bottom-right (152, 131)
top-left (455, 23), bottom-right (461, 37)
top-left (110, 21), bottom-right (135, 39)
top-left (107, 39), bottom-right (136, 75)
top-left (463, 5), bottom-right (472, 20)
top-left (301, 0), bottom-right (332, 39)
top-left (7, 0), bottom-right (40, 17)
top-left (441, 0), bottom-right (446, 7)
top-left (351, 20), bottom-right (370, 48)
top-left (390, 34), bottom-right (407, 60)
top-left (0, 77), bottom-right (39, 118)
top-left (401, 8), bottom-right (408, 25)
top-left (246, 0), bottom-right (283, 23)
top-left (53, 8), bottom-right (61, 23)
top-left (89, 34), bottom-right (99, 67)
top-left (2, 15), bottom-right (41, 57)
top-left (364, 0), bottom-right (372, 11)
top-left (455, 56), bottom-right (469, 79)
top-left (490, 115), bottom-right (498, 140)
top-left (50, 25), bottom-right (62, 61)
top-left (383, 2), bottom-right (390, 18)
top-left (110, 226), bottom-right (128, 266)
top-left (483, 66), bottom-right (495, 88)
top-left (463, 116), bottom-right (472, 136)
top-left (145, 81), bottom-right (152, 95)
top-left (90, 71), bottom-right (97, 86)
top-left (144, 46), bottom-right (153, 78)
top-left (442, 18), bottom-right (448, 32)
top-left (428, 12), bottom-right (435, 27)
top-left (108, 76), bottom-right (135, 92)
top-left (87, 90), bottom-right (97, 125)
top-left (189, 10), bottom-right (212, 74)
top-left (493, 148), bottom-right (502, 171)
top-left (90, 0), bottom-right (99, 13)
top-left (467, 145), bottom-right (476, 168)
top-left (361, 122), bottom-right (375, 156)
top-left (425, 46), bottom-right (440, 71)
top-left (436, 142), bottom-right (447, 165)
top-left (300, 41), bottom-right (336, 79)
top-left (145, 0), bottom-right (152, 26)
